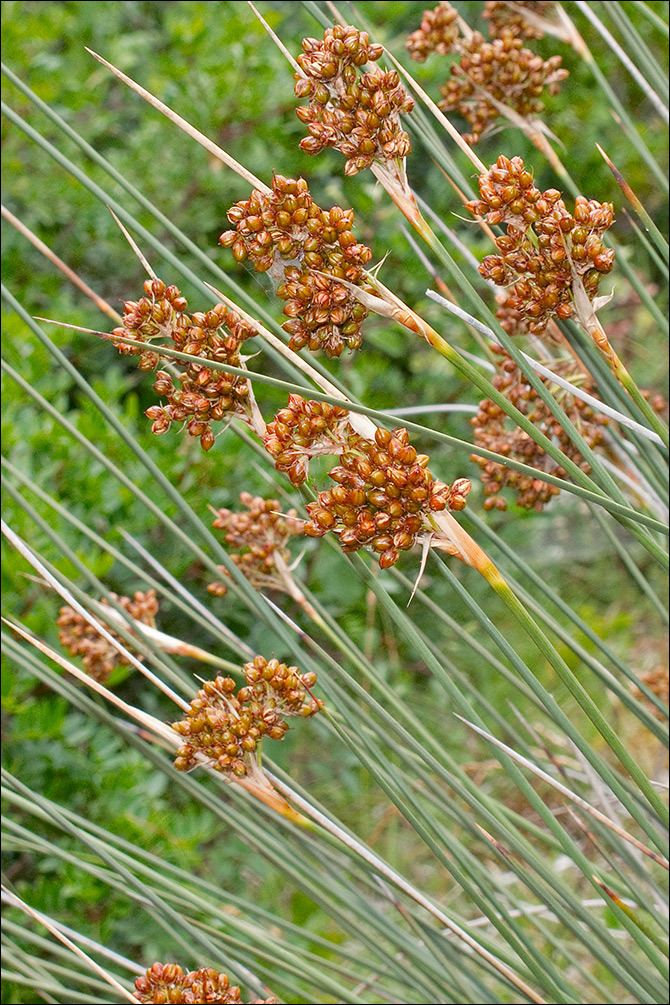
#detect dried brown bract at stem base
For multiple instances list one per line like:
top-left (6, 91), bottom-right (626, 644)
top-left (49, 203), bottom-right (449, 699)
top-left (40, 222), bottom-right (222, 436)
top-left (483, 1), bottom-right (555, 40)
top-left (171, 656), bottom-right (321, 778)
top-left (406, 4), bottom-right (567, 145)
top-left (466, 155), bottom-right (615, 335)
top-left (305, 425), bottom-right (471, 570)
top-left (110, 278), bottom-right (257, 450)
top-left (264, 394), bottom-right (355, 486)
top-left (630, 667), bottom-right (669, 721)
top-left (133, 962), bottom-right (276, 1004)
top-left (294, 24), bottom-right (414, 175)
top-left (471, 349), bottom-right (609, 511)
top-left (207, 492), bottom-right (305, 596)
top-left (220, 175), bottom-right (373, 357)
top-left (57, 590), bottom-right (158, 683)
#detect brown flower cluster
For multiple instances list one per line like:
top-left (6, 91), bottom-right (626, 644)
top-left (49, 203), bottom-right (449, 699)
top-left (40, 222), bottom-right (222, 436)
top-left (471, 349), bottom-right (609, 510)
top-left (406, 4), bottom-right (567, 144)
top-left (111, 279), bottom-right (256, 451)
top-left (57, 590), bottom-right (158, 683)
top-left (483, 1), bottom-right (554, 40)
top-left (264, 394), bottom-right (354, 486)
top-left (466, 156), bottom-right (615, 335)
top-left (440, 29), bottom-right (567, 144)
top-left (172, 656), bottom-right (321, 777)
top-left (207, 492), bottom-right (305, 596)
top-left (305, 426), bottom-right (471, 569)
top-left (294, 24), bottom-right (414, 175)
top-left (406, 1), bottom-right (459, 61)
top-left (133, 962), bottom-right (276, 1004)
top-left (220, 175), bottom-right (373, 357)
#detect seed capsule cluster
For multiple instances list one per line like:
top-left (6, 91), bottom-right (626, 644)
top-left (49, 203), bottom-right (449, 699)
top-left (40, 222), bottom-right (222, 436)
top-left (264, 394), bottom-right (354, 486)
top-left (133, 963), bottom-right (276, 1004)
top-left (172, 657), bottom-right (321, 777)
top-left (406, 1), bottom-right (460, 61)
top-left (111, 280), bottom-right (190, 366)
top-left (439, 29), bottom-right (568, 144)
top-left (220, 176), bottom-right (373, 357)
top-left (471, 349), bottom-right (609, 511)
top-left (483, 1), bottom-right (554, 40)
top-left (305, 426), bottom-right (471, 569)
top-left (112, 279), bottom-right (257, 451)
top-left (466, 156), bottom-right (615, 335)
top-left (57, 590), bottom-right (158, 683)
top-left (493, 291), bottom-right (532, 338)
top-left (207, 492), bottom-right (305, 596)
top-left (294, 24), bottom-right (414, 175)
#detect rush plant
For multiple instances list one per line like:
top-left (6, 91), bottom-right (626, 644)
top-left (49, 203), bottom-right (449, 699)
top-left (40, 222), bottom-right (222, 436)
top-left (2, 2), bottom-right (668, 1003)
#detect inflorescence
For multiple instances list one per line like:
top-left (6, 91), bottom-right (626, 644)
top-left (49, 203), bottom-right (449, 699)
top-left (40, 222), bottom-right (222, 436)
top-left (466, 155), bottom-right (615, 335)
top-left (110, 279), bottom-right (256, 450)
top-left (264, 394), bottom-right (355, 486)
top-left (294, 24), bottom-right (414, 174)
top-left (171, 656), bottom-right (321, 778)
top-left (57, 590), bottom-right (158, 683)
top-left (208, 492), bottom-right (305, 596)
top-left (471, 348), bottom-right (609, 510)
top-left (133, 963), bottom-right (276, 1004)
top-left (406, 3), bottom-right (567, 144)
top-left (304, 425), bottom-right (471, 569)
top-left (220, 175), bottom-right (373, 357)
top-left (483, 1), bottom-right (555, 40)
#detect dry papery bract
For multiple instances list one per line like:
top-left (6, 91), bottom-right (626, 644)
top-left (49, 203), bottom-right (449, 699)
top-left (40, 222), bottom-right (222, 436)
top-left (110, 278), bottom-right (257, 450)
top-left (407, 2), bottom-right (567, 144)
top-left (207, 492), bottom-right (305, 597)
top-left (631, 666), bottom-right (670, 721)
top-left (466, 155), bottom-right (615, 335)
top-left (294, 24), bottom-right (414, 175)
top-left (220, 175), bottom-right (373, 357)
top-left (133, 962), bottom-right (276, 1004)
top-left (57, 590), bottom-right (158, 683)
top-left (471, 348), bottom-right (609, 511)
top-left (171, 655), bottom-right (321, 779)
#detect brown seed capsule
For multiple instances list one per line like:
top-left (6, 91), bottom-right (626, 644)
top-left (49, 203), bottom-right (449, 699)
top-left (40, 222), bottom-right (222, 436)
top-left (57, 590), bottom-right (159, 684)
top-left (472, 351), bottom-right (608, 509)
top-left (467, 157), bottom-right (614, 334)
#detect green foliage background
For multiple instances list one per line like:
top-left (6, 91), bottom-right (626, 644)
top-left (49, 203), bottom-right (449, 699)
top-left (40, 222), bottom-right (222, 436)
top-left (2, 2), bottom-right (668, 1002)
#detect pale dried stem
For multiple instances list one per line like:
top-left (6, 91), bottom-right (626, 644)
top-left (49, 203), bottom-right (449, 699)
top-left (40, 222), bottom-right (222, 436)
top-left (247, 1), bottom-right (302, 72)
top-left (96, 604), bottom-right (239, 672)
top-left (108, 207), bottom-right (157, 279)
top-left (202, 281), bottom-right (378, 440)
top-left (5, 615), bottom-right (187, 738)
top-left (457, 715), bottom-right (670, 870)
top-left (6, 614), bottom-right (303, 820)
top-left (269, 774), bottom-right (548, 1005)
top-left (325, 1), bottom-right (347, 27)
top-left (466, 81), bottom-right (567, 180)
top-left (85, 48), bottom-right (270, 194)
top-left (1, 205), bottom-right (122, 323)
top-left (2, 520), bottom-right (191, 710)
top-left (1, 887), bottom-right (137, 1003)
top-left (554, 4), bottom-right (590, 56)
top-left (272, 550), bottom-right (320, 621)
top-left (383, 49), bottom-right (486, 173)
